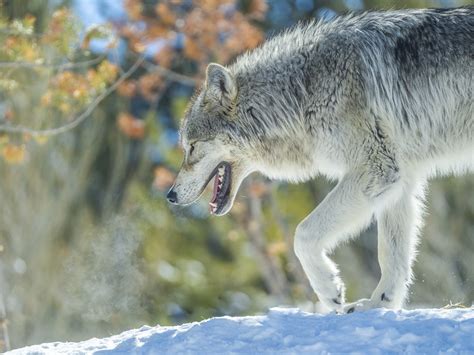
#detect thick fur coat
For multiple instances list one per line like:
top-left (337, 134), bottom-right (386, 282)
top-left (168, 7), bottom-right (474, 312)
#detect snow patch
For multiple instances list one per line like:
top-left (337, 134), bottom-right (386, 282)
top-left (9, 307), bottom-right (474, 354)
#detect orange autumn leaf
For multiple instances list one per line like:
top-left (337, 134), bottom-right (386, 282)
top-left (81, 24), bottom-right (115, 50)
top-left (153, 166), bottom-right (176, 191)
top-left (198, 0), bottom-right (231, 12)
top-left (87, 69), bottom-right (104, 89)
top-left (184, 38), bottom-right (204, 61)
top-left (241, 24), bottom-right (264, 49)
top-left (117, 80), bottom-right (137, 97)
top-left (23, 14), bottom-right (36, 28)
top-left (97, 60), bottom-right (119, 83)
top-left (154, 44), bottom-right (174, 68)
top-left (4, 109), bottom-right (14, 121)
top-left (72, 88), bottom-right (88, 100)
top-left (41, 8), bottom-right (74, 45)
top-left (130, 38), bottom-right (146, 53)
top-left (22, 46), bottom-right (38, 61)
top-left (4, 36), bottom-right (17, 49)
top-left (2, 144), bottom-right (26, 164)
top-left (54, 71), bottom-right (74, 90)
top-left (201, 32), bottom-right (217, 49)
top-left (120, 24), bottom-right (136, 39)
top-left (125, 0), bottom-right (143, 20)
top-left (40, 92), bottom-right (52, 107)
top-left (54, 71), bottom-right (89, 94)
top-left (155, 3), bottom-right (176, 26)
top-left (248, 0), bottom-right (268, 20)
top-left (58, 102), bottom-right (71, 114)
top-left (138, 73), bottom-right (163, 101)
top-left (146, 23), bottom-right (169, 38)
top-left (117, 112), bottom-right (145, 139)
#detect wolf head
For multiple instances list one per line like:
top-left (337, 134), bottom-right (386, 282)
top-left (167, 63), bottom-right (254, 216)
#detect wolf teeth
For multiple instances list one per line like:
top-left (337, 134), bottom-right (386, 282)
top-left (218, 167), bottom-right (225, 176)
top-left (209, 202), bottom-right (217, 214)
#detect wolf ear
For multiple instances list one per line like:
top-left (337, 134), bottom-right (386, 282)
top-left (205, 63), bottom-right (237, 104)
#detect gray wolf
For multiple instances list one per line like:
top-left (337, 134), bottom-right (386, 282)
top-left (167, 7), bottom-right (474, 313)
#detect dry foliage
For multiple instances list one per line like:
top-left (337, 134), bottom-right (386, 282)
top-left (0, 8), bottom-right (125, 163)
top-left (116, 0), bottom-right (266, 137)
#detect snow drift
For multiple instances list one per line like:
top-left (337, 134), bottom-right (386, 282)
top-left (9, 307), bottom-right (474, 354)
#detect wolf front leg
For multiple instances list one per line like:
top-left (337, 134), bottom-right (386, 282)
top-left (343, 183), bottom-right (425, 313)
top-left (294, 170), bottom-right (398, 312)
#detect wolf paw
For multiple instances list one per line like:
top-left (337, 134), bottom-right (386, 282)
top-left (341, 299), bottom-right (377, 314)
top-left (319, 282), bottom-right (345, 312)
top-left (341, 292), bottom-right (401, 313)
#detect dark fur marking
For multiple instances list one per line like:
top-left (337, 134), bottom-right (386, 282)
top-left (333, 298), bottom-right (341, 305)
top-left (372, 116), bottom-right (398, 170)
top-left (381, 293), bottom-right (391, 302)
top-left (347, 307), bottom-right (355, 314)
top-left (431, 7), bottom-right (455, 14)
top-left (219, 77), bottom-right (228, 95)
top-left (247, 106), bottom-right (266, 133)
top-left (394, 33), bottom-right (420, 68)
top-left (289, 75), bottom-right (301, 98)
top-left (400, 106), bottom-right (410, 129)
top-left (392, 8), bottom-right (474, 73)
top-left (304, 109), bottom-right (317, 135)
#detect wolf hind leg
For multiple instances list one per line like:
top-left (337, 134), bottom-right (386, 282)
top-left (343, 182), bottom-right (425, 313)
top-left (294, 170), bottom-right (400, 311)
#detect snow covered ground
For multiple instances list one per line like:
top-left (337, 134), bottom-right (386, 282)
top-left (9, 307), bottom-right (474, 354)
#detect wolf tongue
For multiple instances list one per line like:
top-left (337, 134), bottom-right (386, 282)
top-left (210, 173), bottom-right (220, 204)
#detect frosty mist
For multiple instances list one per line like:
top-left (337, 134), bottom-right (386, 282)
top-left (63, 217), bottom-right (145, 322)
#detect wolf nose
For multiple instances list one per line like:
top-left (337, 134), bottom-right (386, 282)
top-left (166, 189), bottom-right (178, 204)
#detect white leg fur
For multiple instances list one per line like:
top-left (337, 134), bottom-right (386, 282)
top-left (342, 182), bottom-right (425, 313)
top-left (294, 172), bottom-right (381, 311)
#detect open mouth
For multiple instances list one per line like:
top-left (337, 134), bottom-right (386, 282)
top-left (208, 162), bottom-right (231, 215)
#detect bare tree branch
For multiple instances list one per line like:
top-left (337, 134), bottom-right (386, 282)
top-left (0, 54), bottom-right (107, 70)
top-left (142, 61), bottom-right (199, 86)
top-left (0, 56), bottom-right (145, 137)
top-left (0, 29), bottom-right (42, 37)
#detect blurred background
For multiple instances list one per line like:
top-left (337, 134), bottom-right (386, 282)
top-left (0, 0), bottom-right (472, 350)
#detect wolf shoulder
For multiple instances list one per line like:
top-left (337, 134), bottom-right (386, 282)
top-left (305, 8), bottom-right (473, 176)
top-left (355, 8), bottom-right (474, 174)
